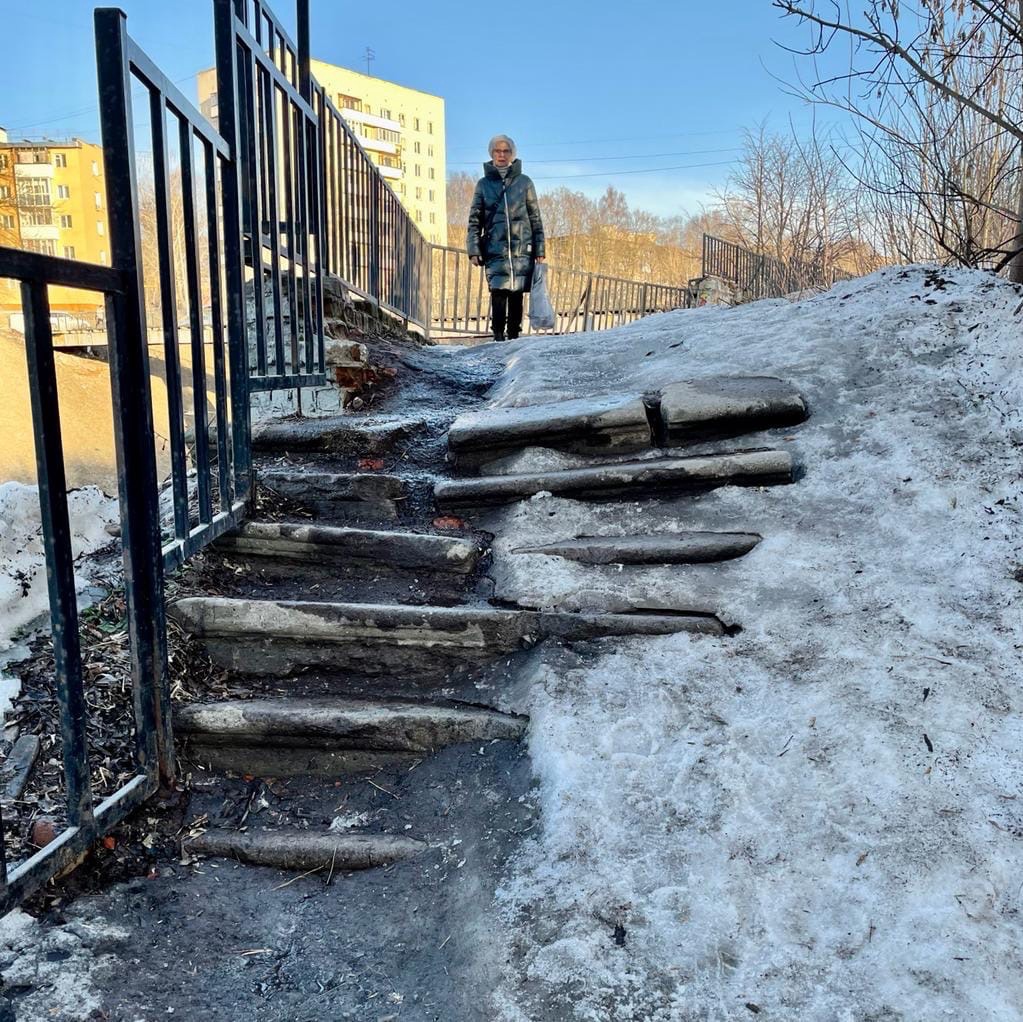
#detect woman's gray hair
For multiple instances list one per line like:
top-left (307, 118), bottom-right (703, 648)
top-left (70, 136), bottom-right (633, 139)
top-left (488, 134), bottom-right (516, 158)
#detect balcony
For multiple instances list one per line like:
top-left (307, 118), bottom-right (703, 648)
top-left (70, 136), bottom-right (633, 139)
top-left (378, 165), bottom-right (402, 180)
top-left (20, 224), bottom-right (59, 241)
top-left (14, 163), bottom-right (54, 179)
top-left (341, 108), bottom-right (401, 133)
top-left (354, 133), bottom-right (400, 157)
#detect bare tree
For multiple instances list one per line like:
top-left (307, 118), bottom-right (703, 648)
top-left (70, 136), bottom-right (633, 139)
top-left (775, 0), bottom-right (1023, 276)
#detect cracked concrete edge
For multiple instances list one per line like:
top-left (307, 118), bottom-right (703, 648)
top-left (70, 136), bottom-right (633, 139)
top-left (175, 698), bottom-right (529, 751)
top-left (511, 531), bottom-right (762, 564)
top-left (183, 828), bottom-right (430, 871)
top-left (221, 522), bottom-right (480, 573)
top-left (434, 449), bottom-right (795, 508)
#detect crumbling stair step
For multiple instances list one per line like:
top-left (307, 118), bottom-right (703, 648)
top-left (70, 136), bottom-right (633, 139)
top-left (658, 377), bottom-right (807, 444)
top-left (446, 376), bottom-right (807, 468)
top-left (513, 531), bottom-right (762, 564)
top-left (185, 828), bottom-right (427, 871)
top-left (434, 449), bottom-right (794, 508)
top-left (253, 414), bottom-right (429, 456)
top-left (177, 697), bottom-right (527, 752)
top-left (169, 597), bottom-right (726, 675)
top-left (448, 392), bottom-right (652, 465)
top-left (218, 521), bottom-right (480, 574)
top-left (258, 467), bottom-right (405, 518)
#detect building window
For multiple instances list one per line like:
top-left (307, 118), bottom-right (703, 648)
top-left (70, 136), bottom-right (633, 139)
top-left (60, 214), bottom-right (73, 228)
top-left (64, 245), bottom-right (76, 258)
top-left (415, 186), bottom-right (422, 199)
top-left (413, 141), bottom-right (420, 154)
top-left (415, 209), bottom-right (422, 222)
top-left (414, 164), bottom-right (421, 176)
top-left (380, 108), bottom-right (391, 119)
top-left (0, 215), bottom-right (13, 229)
top-left (57, 185), bottom-right (70, 199)
top-left (21, 210), bottom-right (53, 226)
top-left (54, 153), bottom-right (68, 167)
top-left (429, 212), bottom-right (436, 224)
top-left (428, 189), bottom-right (435, 201)
top-left (97, 220), bottom-right (105, 235)
top-left (414, 117), bottom-right (420, 131)
top-left (428, 122), bottom-right (433, 134)
top-left (428, 145), bottom-right (433, 157)
top-left (18, 179), bottom-right (51, 206)
top-left (0, 185), bottom-right (10, 199)
top-left (0, 154), bottom-right (8, 170)
top-left (428, 168), bottom-right (435, 180)
top-left (99, 250), bottom-right (107, 264)
top-left (94, 192), bottom-right (102, 210)
top-left (25, 239), bottom-right (57, 255)
top-left (92, 161), bottom-right (99, 176)
top-left (339, 93), bottom-right (362, 112)
top-left (379, 127), bottom-right (400, 144)
top-left (399, 113), bottom-right (406, 126)
top-left (398, 184), bottom-right (406, 195)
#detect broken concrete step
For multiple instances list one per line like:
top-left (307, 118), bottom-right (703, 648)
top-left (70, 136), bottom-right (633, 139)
top-left (448, 391), bottom-right (652, 468)
top-left (446, 377), bottom-right (807, 470)
top-left (185, 828), bottom-right (427, 871)
top-left (169, 597), bottom-right (725, 675)
top-left (253, 414), bottom-right (427, 456)
top-left (177, 697), bottom-right (527, 752)
top-left (217, 521), bottom-right (480, 575)
top-left (513, 531), bottom-right (762, 564)
top-left (258, 468), bottom-right (405, 518)
top-left (434, 449), bottom-right (793, 508)
top-left (659, 376), bottom-right (807, 444)
top-left (1, 735), bottom-right (41, 800)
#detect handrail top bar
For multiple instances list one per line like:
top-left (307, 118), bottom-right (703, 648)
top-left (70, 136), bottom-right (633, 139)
top-left (236, 20), bottom-right (316, 120)
top-left (0, 245), bottom-right (126, 294)
top-left (127, 39), bottom-right (232, 161)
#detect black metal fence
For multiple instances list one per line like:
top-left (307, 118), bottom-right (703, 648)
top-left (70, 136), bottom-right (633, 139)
top-left (0, 248), bottom-right (167, 910)
top-left (0, 0), bottom-right (692, 911)
top-left (429, 244), bottom-right (688, 338)
top-left (701, 234), bottom-right (853, 301)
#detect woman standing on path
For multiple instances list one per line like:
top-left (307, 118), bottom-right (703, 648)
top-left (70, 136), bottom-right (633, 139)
top-left (466, 135), bottom-right (546, 341)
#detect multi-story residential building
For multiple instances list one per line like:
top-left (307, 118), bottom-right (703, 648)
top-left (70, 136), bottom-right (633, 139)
top-left (196, 60), bottom-right (446, 244)
top-left (0, 129), bottom-right (110, 320)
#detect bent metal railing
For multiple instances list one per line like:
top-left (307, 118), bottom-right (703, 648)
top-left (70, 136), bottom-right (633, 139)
top-left (429, 244), bottom-right (687, 338)
top-left (0, 249), bottom-right (167, 910)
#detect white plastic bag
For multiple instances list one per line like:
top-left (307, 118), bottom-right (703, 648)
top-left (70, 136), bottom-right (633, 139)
top-left (529, 262), bottom-right (556, 330)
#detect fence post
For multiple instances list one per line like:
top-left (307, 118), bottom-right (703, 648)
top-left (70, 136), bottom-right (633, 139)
top-left (369, 173), bottom-right (381, 303)
top-left (296, 0), bottom-right (311, 101)
top-left (582, 274), bottom-right (593, 332)
top-left (94, 8), bottom-right (174, 786)
top-left (213, 0), bottom-right (254, 490)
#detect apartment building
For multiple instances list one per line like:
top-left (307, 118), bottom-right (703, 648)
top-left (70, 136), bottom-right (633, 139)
top-left (196, 61), bottom-right (446, 244)
top-left (0, 129), bottom-right (109, 318)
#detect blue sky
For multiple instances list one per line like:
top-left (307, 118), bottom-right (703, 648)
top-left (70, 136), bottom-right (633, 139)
top-left (0, 1), bottom-right (849, 217)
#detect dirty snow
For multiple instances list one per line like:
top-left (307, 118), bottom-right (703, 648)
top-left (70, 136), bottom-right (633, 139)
top-left (0, 482), bottom-right (118, 719)
top-left (485, 265), bottom-right (1023, 1020)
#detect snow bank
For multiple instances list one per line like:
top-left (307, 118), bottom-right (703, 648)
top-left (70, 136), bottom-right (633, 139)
top-left (0, 482), bottom-right (118, 718)
top-left (487, 266), bottom-right (1023, 1020)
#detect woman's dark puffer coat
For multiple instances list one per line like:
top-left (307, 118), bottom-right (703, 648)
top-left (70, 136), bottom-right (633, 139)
top-left (466, 159), bottom-right (546, 292)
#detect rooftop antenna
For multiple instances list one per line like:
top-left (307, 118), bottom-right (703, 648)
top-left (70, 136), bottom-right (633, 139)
top-left (364, 46), bottom-right (375, 76)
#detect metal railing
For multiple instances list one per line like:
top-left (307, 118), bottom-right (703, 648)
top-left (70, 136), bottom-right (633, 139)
top-left (701, 234), bottom-right (853, 301)
top-left (429, 244), bottom-right (688, 338)
top-left (0, 247), bottom-right (167, 911)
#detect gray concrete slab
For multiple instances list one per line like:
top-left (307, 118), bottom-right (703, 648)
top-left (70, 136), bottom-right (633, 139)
top-left (257, 467), bottom-right (406, 518)
top-left (434, 449), bottom-right (794, 508)
top-left (219, 521), bottom-right (480, 574)
top-left (660, 376), bottom-right (807, 443)
top-left (512, 531), bottom-right (762, 564)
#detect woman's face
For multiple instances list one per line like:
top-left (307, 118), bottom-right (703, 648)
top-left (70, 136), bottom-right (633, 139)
top-left (491, 143), bottom-right (513, 168)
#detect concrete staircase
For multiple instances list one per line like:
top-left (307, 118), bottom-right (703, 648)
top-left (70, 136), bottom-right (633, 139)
top-left (167, 358), bottom-right (808, 880)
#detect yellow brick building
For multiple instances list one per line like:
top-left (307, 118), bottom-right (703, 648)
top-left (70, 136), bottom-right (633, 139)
top-left (0, 130), bottom-right (110, 320)
top-left (196, 60), bottom-right (446, 244)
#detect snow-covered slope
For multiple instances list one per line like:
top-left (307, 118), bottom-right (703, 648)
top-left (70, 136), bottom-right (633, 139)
top-left (485, 266), bottom-right (1023, 1020)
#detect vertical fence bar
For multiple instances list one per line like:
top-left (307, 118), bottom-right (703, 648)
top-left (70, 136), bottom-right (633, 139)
top-left (22, 280), bottom-right (95, 824)
top-left (213, 0), bottom-right (253, 489)
top-left (178, 120), bottom-right (213, 525)
top-left (95, 7), bottom-right (171, 782)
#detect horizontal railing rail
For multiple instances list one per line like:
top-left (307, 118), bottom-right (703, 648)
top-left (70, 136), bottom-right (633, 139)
top-left (428, 243), bottom-right (688, 338)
